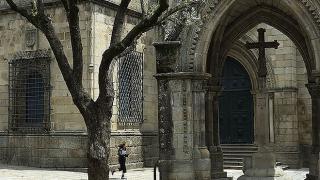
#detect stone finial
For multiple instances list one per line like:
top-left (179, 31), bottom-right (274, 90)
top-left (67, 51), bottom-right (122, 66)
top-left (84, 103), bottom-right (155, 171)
top-left (153, 41), bottom-right (181, 73)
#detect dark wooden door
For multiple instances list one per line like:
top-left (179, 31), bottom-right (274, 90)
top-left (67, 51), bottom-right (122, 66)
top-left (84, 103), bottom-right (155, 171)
top-left (219, 58), bottom-right (254, 144)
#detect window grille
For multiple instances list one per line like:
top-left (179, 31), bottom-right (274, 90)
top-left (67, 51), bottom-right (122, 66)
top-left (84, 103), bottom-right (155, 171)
top-left (8, 50), bottom-right (51, 133)
top-left (118, 51), bottom-right (143, 125)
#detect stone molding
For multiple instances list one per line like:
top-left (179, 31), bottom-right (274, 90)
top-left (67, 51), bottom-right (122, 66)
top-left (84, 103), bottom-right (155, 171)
top-left (10, 49), bottom-right (51, 61)
top-left (154, 72), bottom-right (211, 80)
top-left (299, 0), bottom-right (320, 29)
top-left (0, 130), bottom-right (157, 137)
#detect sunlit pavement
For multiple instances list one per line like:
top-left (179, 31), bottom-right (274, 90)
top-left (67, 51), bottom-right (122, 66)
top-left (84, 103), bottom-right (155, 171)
top-left (0, 164), bottom-right (309, 180)
top-left (225, 169), bottom-right (309, 180)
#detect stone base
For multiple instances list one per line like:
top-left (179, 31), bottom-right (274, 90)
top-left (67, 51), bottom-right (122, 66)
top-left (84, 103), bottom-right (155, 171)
top-left (305, 153), bottom-right (319, 180)
top-left (194, 158), bottom-right (211, 180)
top-left (238, 167), bottom-right (292, 180)
top-left (238, 174), bottom-right (292, 180)
top-left (209, 146), bottom-right (227, 179)
top-left (212, 177), bottom-right (233, 180)
top-left (212, 172), bottom-right (228, 179)
top-left (159, 160), bottom-right (195, 180)
top-left (305, 173), bottom-right (317, 180)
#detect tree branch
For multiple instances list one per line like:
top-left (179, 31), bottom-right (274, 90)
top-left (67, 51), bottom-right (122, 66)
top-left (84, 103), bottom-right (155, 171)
top-left (97, 0), bottom-right (169, 102)
top-left (110, 0), bottom-right (132, 45)
top-left (6, 0), bottom-right (35, 22)
top-left (61, 0), bottom-right (84, 86)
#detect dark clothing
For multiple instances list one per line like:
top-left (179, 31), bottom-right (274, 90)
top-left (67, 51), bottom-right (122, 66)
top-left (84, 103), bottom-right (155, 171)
top-left (118, 146), bottom-right (128, 173)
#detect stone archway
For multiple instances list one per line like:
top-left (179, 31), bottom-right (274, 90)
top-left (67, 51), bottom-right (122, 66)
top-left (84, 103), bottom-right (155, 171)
top-left (154, 1), bottom-right (320, 179)
top-left (196, 1), bottom-right (320, 180)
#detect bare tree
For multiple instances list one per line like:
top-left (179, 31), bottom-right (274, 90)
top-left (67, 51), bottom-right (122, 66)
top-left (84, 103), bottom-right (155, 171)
top-left (5, 0), bottom-right (196, 179)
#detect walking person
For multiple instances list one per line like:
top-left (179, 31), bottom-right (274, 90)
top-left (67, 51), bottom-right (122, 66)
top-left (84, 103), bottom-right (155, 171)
top-left (118, 142), bottom-right (128, 179)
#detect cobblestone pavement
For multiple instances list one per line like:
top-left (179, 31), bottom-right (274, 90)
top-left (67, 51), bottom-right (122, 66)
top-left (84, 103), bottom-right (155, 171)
top-left (0, 164), bottom-right (309, 180)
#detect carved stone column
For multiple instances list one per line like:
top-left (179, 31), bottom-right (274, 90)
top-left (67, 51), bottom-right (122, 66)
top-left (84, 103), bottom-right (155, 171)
top-left (154, 41), bottom-right (211, 180)
top-left (306, 83), bottom-right (320, 180)
top-left (205, 85), bottom-right (228, 179)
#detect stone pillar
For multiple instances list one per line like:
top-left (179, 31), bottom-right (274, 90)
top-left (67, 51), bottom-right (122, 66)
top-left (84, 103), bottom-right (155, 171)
top-left (254, 91), bottom-right (270, 146)
top-left (239, 78), bottom-right (292, 180)
top-left (154, 41), bottom-right (211, 180)
top-left (205, 85), bottom-right (228, 179)
top-left (305, 83), bottom-right (320, 180)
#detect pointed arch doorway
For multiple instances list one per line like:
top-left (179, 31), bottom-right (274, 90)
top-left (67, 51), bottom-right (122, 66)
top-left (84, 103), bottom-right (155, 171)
top-left (219, 57), bottom-right (254, 144)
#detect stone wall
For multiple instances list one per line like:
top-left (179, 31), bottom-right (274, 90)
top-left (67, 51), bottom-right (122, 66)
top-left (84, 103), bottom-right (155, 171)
top-left (0, 132), bottom-right (158, 168)
top-left (273, 90), bottom-right (300, 168)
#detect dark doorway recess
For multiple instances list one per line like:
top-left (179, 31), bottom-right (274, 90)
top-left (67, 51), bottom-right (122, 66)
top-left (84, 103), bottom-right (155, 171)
top-left (219, 57), bottom-right (254, 144)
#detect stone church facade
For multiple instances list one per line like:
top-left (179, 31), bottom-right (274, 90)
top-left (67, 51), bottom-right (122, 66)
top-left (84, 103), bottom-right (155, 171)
top-left (0, 0), bottom-right (320, 180)
top-left (0, 0), bottom-right (159, 169)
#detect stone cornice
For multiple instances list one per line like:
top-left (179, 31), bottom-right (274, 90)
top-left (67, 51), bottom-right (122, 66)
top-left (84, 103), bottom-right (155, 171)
top-left (154, 72), bottom-right (211, 80)
top-left (0, 130), bottom-right (157, 137)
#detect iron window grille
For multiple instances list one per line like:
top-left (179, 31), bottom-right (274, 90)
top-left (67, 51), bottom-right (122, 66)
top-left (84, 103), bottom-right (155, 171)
top-left (118, 51), bottom-right (143, 125)
top-left (8, 50), bottom-right (51, 133)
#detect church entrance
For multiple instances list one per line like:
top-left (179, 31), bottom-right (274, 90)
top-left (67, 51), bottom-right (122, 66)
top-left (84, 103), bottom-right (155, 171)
top-left (219, 57), bottom-right (254, 144)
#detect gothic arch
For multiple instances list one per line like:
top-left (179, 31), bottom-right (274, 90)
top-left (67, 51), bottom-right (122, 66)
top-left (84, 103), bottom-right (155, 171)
top-left (192, 0), bottom-right (320, 82)
top-left (227, 41), bottom-right (259, 91)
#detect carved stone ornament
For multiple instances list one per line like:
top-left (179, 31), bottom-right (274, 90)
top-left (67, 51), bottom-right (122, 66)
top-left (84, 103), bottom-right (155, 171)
top-left (153, 41), bottom-right (181, 73)
top-left (158, 79), bottom-right (174, 159)
top-left (25, 29), bottom-right (37, 48)
top-left (11, 49), bottom-right (51, 61)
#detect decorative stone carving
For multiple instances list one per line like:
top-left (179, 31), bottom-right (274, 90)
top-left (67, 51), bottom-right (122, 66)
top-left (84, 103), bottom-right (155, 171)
top-left (299, 0), bottom-right (320, 28)
top-left (153, 41), bottom-right (181, 73)
top-left (11, 49), bottom-right (51, 60)
top-left (158, 79), bottom-right (174, 159)
top-left (25, 29), bottom-right (37, 48)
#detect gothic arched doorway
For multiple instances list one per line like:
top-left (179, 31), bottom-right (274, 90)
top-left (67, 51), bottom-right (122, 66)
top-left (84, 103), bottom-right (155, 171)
top-left (219, 57), bottom-right (254, 144)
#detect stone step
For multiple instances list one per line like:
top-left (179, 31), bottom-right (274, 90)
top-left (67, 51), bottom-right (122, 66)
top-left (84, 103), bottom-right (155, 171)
top-left (221, 144), bottom-right (290, 170)
top-left (223, 153), bottom-right (256, 157)
top-left (221, 144), bottom-right (258, 169)
top-left (224, 165), bottom-right (243, 170)
top-left (223, 150), bottom-right (258, 154)
top-left (224, 161), bottom-right (243, 166)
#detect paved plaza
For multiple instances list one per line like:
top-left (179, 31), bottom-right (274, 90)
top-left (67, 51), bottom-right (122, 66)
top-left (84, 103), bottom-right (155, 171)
top-left (0, 164), bottom-right (309, 180)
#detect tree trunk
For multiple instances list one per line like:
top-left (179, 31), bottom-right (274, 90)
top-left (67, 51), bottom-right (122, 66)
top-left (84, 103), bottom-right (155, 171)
top-left (86, 104), bottom-right (112, 180)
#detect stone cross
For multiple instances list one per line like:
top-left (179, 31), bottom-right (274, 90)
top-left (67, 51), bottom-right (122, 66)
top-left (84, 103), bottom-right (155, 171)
top-left (246, 28), bottom-right (280, 77)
